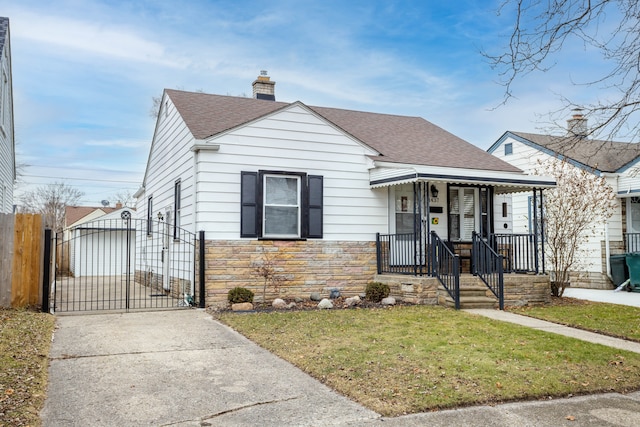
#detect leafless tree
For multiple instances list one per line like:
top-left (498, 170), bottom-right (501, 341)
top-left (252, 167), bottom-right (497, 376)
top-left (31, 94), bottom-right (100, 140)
top-left (486, 0), bottom-right (640, 141)
top-left (19, 182), bottom-right (84, 232)
top-left (111, 190), bottom-right (135, 208)
top-left (535, 159), bottom-right (617, 297)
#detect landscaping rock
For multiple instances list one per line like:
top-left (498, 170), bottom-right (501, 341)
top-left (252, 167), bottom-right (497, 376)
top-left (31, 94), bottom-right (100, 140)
top-left (231, 302), bottom-right (254, 311)
top-left (310, 292), bottom-right (322, 301)
top-left (294, 297), bottom-right (304, 303)
top-left (329, 289), bottom-right (341, 299)
top-left (317, 298), bottom-right (333, 309)
top-left (344, 296), bottom-right (361, 307)
top-left (272, 298), bottom-right (287, 309)
top-left (381, 297), bottom-right (396, 306)
top-left (287, 302), bottom-right (297, 309)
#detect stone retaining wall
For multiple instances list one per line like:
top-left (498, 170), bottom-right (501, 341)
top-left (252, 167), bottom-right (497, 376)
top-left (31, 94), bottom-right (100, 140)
top-left (374, 273), bottom-right (551, 307)
top-left (203, 240), bottom-right (377, 307)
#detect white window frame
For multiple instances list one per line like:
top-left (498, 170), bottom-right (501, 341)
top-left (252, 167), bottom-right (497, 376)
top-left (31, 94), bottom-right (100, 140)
top-left (262, 174), bottom-right (301, 238)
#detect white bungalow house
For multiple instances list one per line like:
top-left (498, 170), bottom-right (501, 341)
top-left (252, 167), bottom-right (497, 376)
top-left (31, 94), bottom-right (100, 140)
top-left (135, 74), bottom-right (555, 308)
top-left (488, 112), bottom-right (640, 289)
top-left (0, 17), bottom-right (15, 214)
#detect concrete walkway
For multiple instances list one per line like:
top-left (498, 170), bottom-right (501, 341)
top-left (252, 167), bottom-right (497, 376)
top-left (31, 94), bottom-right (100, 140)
top-left (465, 309), bottom-right (640, 354)
top-left (564, 287), bottom-right (640, 307)
top-left (41, 308), bottom-right (640, 426)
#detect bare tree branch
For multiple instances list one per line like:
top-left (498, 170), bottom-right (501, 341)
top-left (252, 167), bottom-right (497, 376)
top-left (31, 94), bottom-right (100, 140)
top-left (19, 182), bottom-right (84, 232)
top-left (486, 0), bottom-right (640, 141)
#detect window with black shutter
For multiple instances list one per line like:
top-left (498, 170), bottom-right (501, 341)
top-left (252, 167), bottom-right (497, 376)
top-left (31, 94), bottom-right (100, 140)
top-left (240, 171), bottom-right (323, 239)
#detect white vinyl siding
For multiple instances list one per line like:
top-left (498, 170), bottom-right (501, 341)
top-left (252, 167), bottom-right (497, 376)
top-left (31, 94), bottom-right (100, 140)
top-left (0, 34), bottom-right (13, 214)
top-left (192, 104), bottom-right (387, 241)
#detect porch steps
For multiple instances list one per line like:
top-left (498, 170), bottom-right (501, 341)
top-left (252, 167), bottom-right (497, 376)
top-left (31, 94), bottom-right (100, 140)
top-left (440, 276), bottom-right (498, 309)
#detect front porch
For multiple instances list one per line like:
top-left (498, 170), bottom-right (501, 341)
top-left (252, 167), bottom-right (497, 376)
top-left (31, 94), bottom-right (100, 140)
top-left (375, 230), bottom-right (547, 309)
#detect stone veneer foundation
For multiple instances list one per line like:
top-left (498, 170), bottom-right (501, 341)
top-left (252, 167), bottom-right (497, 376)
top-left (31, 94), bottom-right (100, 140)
top-left (374, 273), bottom-right (551, 307)
top-left (203, 240), bottom-right (378, 307)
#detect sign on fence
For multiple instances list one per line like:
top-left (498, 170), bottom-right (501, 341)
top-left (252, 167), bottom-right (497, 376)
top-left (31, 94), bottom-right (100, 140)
top-left (0, 213), bottom-right (44, 308)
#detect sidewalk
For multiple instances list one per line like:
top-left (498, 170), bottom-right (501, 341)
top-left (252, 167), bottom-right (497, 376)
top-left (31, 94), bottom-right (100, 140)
top-left (41, 308), bottom-right (640, 426)
top-left (465, 308), bottom-right (640, 354)
top-left (563, 287), bottom-right (640, 307)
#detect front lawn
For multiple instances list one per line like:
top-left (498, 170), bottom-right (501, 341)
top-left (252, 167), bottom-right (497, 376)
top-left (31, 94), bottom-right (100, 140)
top-left (218, 305), bottom-right (640, 416)
top-left (0, 309), bottom-right (55, 427)
top-left (509, 297), bottom-right (640, 342)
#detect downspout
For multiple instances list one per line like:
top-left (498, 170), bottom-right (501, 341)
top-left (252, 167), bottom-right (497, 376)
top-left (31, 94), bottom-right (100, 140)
top-left (190, 143), bottom-right (220, 297)
top-left (605, 222), bottom-right (612, 279)
top-left (190, 143), bottom-right (221, 233)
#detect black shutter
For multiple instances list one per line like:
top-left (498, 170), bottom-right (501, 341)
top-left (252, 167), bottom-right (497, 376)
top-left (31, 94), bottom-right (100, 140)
top-left (240, 171), bottom-right (260, 237)
top-left (306, 175), bottom-right (323, 238)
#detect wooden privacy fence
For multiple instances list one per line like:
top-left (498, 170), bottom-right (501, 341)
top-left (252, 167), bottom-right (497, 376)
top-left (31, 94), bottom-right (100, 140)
top-left (0, 213), bottom-right (45, 308)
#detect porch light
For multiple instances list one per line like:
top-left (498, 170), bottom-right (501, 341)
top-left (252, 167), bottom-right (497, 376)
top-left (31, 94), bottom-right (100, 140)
top-left (430, 184), bottom-right (439, 198)
top-left (157, 212), bottom-right (164, 221)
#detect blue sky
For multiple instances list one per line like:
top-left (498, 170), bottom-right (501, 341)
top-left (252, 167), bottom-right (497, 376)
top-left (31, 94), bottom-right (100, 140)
top-left (3, 0), bottom-right (616, 206)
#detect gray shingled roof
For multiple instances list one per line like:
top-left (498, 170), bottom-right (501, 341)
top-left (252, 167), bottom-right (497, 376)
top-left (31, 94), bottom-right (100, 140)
top-left (510, 131), bottom-right (640, 172)
top-left (0, 17), bottom-right (8, 56)
top-left (166, 89), bottom-right (522, 173)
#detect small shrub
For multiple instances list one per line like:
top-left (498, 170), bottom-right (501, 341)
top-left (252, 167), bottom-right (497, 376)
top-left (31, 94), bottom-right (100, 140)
top-left (365, 282), bottom-right (390, 303)
top-left (228, 287), bottom-right (254, 304)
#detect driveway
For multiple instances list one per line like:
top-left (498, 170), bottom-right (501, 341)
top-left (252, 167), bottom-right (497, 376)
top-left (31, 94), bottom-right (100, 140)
top-left (40, 309), bottom-right (377, 426)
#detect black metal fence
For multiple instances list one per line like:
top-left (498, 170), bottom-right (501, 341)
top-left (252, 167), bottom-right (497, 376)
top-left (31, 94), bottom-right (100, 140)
top-left (491, 233), bottom-right (539, 274)
top-left (376, 232), bottom-right (431, 276)
top-left (472, 232), bottom-right (504, 310)
top-left (431, 231), bottom-right (460, 309)
top-left (52, 215), bottom-right (202, 313)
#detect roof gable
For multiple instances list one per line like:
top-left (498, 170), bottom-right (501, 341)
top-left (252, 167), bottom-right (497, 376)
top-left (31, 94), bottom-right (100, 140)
top-left (165, 89), bottom-right (521, 173)
top-left (65, 206), bottom-right (122, 227)
top-left (502, 131), bottom-right (640, 173)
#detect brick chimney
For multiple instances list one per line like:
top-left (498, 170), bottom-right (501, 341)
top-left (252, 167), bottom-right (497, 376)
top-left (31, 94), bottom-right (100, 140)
top-left (115, 202), bottom-right (123, 209)
top-left (252, 70), bottom-right (276, 101)
top-left (567, 108), bottom-right (588, 138)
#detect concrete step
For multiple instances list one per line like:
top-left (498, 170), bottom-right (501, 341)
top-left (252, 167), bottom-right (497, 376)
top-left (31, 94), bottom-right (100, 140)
top-left (443, 295), bottom-right (498, 309)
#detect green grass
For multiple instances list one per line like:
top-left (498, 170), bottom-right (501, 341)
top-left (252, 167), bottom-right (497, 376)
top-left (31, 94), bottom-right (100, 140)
top-left (218, 305), bottom-right (640, 416)
top-left (509, 297), bottom-right (640, 342)
top-left (0, 308), bottom-right (56, 427)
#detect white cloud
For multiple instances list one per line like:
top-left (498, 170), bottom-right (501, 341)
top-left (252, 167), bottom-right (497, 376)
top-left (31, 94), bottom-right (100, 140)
top-left (10, 9), bottom-right (184, 68)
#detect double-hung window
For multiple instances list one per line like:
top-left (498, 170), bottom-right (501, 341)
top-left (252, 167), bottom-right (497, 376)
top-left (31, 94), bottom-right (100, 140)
top-left (263, 175), bottom-right (300, 238)
top-left (241, 170), bottom-right (323, 239)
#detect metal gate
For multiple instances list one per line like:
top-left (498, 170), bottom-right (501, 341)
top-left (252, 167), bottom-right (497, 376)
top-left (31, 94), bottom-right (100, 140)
top-left (52, 213), bottom-right (203, 312)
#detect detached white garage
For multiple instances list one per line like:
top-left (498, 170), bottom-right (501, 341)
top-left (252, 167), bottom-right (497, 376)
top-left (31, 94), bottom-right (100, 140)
top-left (69, 208), bottom-right (136, 277)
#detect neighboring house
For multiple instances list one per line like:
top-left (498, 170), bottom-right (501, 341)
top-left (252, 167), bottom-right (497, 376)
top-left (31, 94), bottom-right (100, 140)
top-left (0, 17), bottom-right (15, 213)
top-left (136, 73), bottom-right (555, 307)
top-left (488, 112), bottom-right (640, 289)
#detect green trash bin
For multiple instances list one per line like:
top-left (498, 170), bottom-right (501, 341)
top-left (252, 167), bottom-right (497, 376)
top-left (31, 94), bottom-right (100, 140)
top-left (624, 253), bottom-right (640, 292)
top-left (610, 254), bottom-right (629, 287)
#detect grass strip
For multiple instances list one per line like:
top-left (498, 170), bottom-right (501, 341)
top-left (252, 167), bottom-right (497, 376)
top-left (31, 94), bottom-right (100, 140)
top-left (509, 297), bottom-right (640, 342)
top-left (219, 305), bottom-right (640, 416)
top-left (0, 309), bottom-right (56, 427)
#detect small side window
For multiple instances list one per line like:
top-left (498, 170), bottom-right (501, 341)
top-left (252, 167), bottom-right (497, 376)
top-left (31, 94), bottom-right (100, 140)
top-left (147, 196), bottom-right (153, 236)
top-left (504, 143), bottom-right (513, 155)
